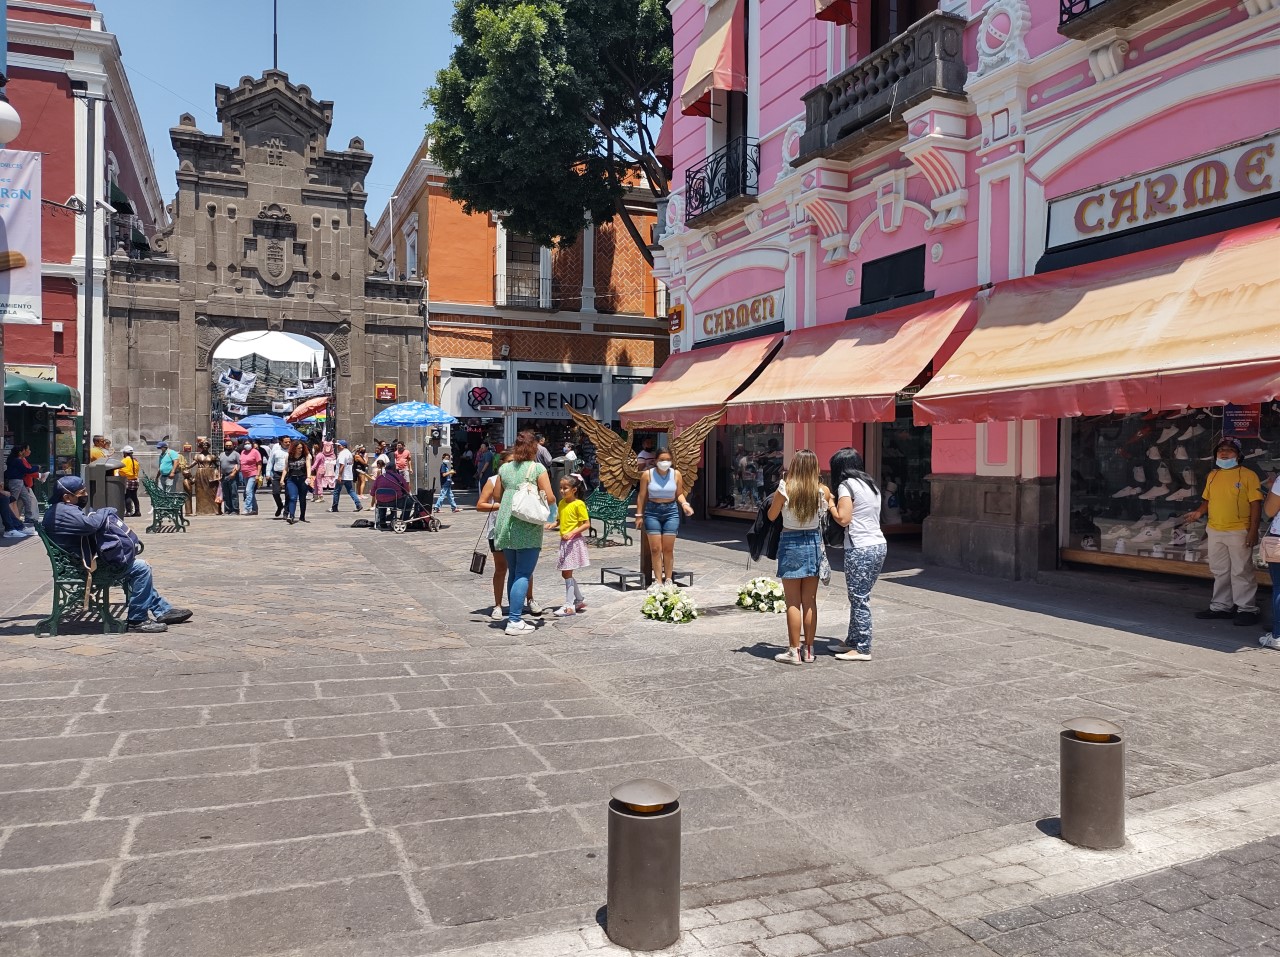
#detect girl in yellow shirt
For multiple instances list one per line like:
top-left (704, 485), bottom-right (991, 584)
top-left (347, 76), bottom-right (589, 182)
top-left (546, 474), bottom-right (590, 617)
top-left (118, 446), bottom-right (141, 517)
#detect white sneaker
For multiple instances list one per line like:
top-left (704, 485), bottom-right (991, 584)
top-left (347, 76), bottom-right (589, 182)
top-left (1111, 486), bottom-right (1140, 498)
top-left (1179, 424), bottom-right (1205, 441)
top-left (525, 602), bottom-right (545, 617)
top-left (1157, 427), bottom-right (1179, 443)
top-left (1137, 485), bottom-right (1169, 500)
top-left (1166, 488), bottom-right (1194, 502)
top-left (2, 529), bottom-right (23, 539)
top-left (1147, 446), bottom-right (1162, 461)
top-left (553, 605), bottom-right (576, 617)
top-left (774, 648), bottom-right (802, 666)
top-left (1175, 445), bottom-right (1189, 460)
top-left (489, 605), bottom-right (505, 621)
top-left (834, 650), bottom-right (873, 661)
top-left (505, 620), bottom-right (536, 636)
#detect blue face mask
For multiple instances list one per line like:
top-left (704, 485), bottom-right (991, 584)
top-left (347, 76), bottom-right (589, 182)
top-left (1216, 457), bottom-right (1237, 469)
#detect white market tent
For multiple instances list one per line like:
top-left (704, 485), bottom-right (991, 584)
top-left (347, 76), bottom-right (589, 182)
top-left (215, 332), bottom-right (323, 370)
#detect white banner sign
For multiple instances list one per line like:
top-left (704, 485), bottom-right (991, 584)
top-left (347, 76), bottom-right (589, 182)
top-left (226, 403), bottom-right (248, 416)
top-left (271, 401), bottom-right (293, 414)
top-left (1047, 133), bottom-right (1280, 248)
top-left (0, 150), bottom-right (42, 324)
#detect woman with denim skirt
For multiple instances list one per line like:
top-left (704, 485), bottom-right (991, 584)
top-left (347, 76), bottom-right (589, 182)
top-left (768, 450), bottom-right (832, 665)
top-left (635, 449), bottom-right (695, 586)
top-left (828, 447), bottom-right (887, 661)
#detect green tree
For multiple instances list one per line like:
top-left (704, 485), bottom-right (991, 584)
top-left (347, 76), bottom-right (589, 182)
top-left (427, 0), bottom-right (671, 265)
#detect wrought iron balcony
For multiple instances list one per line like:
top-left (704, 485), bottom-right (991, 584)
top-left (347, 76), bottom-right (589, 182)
top-left (685, 136), bottom-right (760, 226)
top-left (1059, 0), bottom-right (1170, 39)
top-left (797, 11), bottom-right (967, 165)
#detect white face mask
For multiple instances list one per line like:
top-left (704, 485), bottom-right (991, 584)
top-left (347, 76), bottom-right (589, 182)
top-left (656, 460), bottom-right (672, 473)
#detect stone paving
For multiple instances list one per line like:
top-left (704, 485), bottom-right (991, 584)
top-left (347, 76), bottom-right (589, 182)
top-left (1, 499), bottom-right (1279, 956)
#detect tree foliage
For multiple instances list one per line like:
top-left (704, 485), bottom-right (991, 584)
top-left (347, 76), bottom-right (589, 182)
top-left (427, 0), bottom-right (671, 263)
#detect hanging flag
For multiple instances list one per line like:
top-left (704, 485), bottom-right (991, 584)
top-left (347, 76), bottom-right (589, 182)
top-left (0, 150), bottom-right (43, 324)
top-left (271, 401), bottom-right (294, 414)
top-left (226, 402), bottom-right (249, 416)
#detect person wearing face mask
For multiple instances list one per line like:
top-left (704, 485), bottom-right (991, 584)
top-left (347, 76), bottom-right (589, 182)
top-left (239, 440), bottom-right (262, 516)
top-left (217, 440), bottom-right (242, 515)
top-left (1182, 436), bottom-right (1263, 626)
top-left (634, 449), bottom-right (694, 587)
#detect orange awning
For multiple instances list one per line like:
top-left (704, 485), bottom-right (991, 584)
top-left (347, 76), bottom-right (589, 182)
top-left (679, 0), bottom-right (746, 117)
top-left (914, 219), bottom-right (1280, 425)
top-left (655, 107), bottom-right (673, 172)
top-left (620, 334), bottom-right (782, 429)
top-left (726, 292), bottom-right (980, 424)
top-left (814, 0), bottom-right (855, 25)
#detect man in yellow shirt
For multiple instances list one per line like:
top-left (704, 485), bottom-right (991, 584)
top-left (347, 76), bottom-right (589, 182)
top-left (117, 445), bottom-right (141, 517)
top-left (88, 435), bottom-right (110, 462)
top-left (1182, 437), bottom-right (1262, 625)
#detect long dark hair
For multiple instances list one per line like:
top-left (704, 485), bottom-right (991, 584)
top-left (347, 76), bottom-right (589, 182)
top-left (287, 439), bottom-right (308, 461)
top-left (829, 447), bottom-right (878, 495)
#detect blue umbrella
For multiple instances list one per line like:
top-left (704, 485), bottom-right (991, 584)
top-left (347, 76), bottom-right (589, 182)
top-left (236, 414), bottom-right (305, 440)
top-left (370, 401), bottom-right (457, 428)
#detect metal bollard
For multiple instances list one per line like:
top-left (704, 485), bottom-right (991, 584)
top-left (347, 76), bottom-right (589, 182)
top-left (1060, 717), bottom-right (1125, 849)
top-left (606, 779), bottom-right (681, 951)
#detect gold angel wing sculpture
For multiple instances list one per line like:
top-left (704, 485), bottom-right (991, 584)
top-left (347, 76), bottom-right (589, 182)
top-left (567, 407), bottom-right (643, 497)
top-left (668, 408), bottom-right (726, 495)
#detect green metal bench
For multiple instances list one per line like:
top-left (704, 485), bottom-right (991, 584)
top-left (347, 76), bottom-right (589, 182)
top-left (585, 487), bottom-right (635, 547)
top-left (139, 473), bottom-right (189, 533)
top-left (33, 523), bottom-right (140, 636)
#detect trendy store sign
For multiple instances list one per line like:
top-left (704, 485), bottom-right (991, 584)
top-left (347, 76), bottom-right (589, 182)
top-left (1047, 133), bottom-right (1279, 248)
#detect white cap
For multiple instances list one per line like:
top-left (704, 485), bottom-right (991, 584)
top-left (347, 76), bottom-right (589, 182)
top-left (122, 445), bottom-right (135, 454)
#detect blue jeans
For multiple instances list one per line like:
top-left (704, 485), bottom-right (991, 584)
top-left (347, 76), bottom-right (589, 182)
top-left (124, 559), bottom-right (173, 623)
top-left (845, 543), bottom-right (887, 654)
top-left (243, 477), bottom-right (258, 513)
top-left (434, 482), bottom-right (457, 511)
top-left (332, 480), bottom-right (361, 510)
top-left (220, 476), bottom-right (239, 513)
top-left (1, 492), bottom-right (23, 532)
top-left (285, 475), bottom-right (309, 519)
top-left (1270, 561), bottom-right (1280, 636)
top-left (503, 547), bottom-right (540, 625)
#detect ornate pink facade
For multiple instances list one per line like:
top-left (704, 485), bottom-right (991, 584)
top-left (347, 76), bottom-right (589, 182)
top-left (655, 0), bottom-right (1280, 578)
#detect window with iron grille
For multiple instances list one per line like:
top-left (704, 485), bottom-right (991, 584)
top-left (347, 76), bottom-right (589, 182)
top-left (506, 234), bottom-right (543, 308)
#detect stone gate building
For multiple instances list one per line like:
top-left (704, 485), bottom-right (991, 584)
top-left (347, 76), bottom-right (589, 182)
top-left (107, 70), bottom-right (422, 448)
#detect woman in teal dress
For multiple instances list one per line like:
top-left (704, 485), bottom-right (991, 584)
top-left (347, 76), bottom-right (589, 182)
top-left (487, 431), bottom-right (557, 636)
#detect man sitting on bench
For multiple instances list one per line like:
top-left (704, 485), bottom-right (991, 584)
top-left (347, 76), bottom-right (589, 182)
top-left (370, 464), bottom-right (414, 529)
top-left (42, 476), bottom-right (192, 634)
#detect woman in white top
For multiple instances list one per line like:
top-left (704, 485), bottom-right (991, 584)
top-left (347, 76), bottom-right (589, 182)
top-left (827, 447), bottom-right (887, 661)
top-left (767, 450), bottom-right (832, 665)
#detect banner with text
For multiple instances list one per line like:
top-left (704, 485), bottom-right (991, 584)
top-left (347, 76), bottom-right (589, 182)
top-left (0, 150), bottom-right (42, 324)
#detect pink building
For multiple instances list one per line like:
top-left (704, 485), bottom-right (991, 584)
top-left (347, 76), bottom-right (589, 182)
top-left (625, 0), bottom-right (1280, 580)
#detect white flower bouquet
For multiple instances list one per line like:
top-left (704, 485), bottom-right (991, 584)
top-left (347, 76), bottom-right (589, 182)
top-left (737, 576), bottom-right (785, 614)
top-left (641, 583), bottom-right (700, 623)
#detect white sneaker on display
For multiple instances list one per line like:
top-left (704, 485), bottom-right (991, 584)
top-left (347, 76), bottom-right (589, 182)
top-left (1246, 448), bottom-right (1267, 459)
top-left (1147, 446), bottom-right (1162, 460)
top-left (1175, 446), bottom-right (1189, 461)
top-left (1114, 539), bottom-right (1128, 554)
top-left (1130, 527), bottom-right (1162, 543)
top-left (1157, 465), bottom-right (1172, 484)
top-left (1138, 485), bottom-right (1170, 500)
top-left (1157, 427), bottom-right (1179, 443)
top-left (1101, 525), bottom-right (1132, 540)
top-left (1181, 467), bottom-right (1196, 485)
top-left (1170, 529), bottom-right (1188, 547)
top-left (1179, 424), bottom-right (1206, 441)
top-left (1111, 486), bottom-right (1140, 498)
top-left (1132, 466), bottom-right (1147, 483)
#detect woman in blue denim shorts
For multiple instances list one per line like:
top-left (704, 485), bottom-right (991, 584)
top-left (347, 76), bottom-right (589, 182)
top-left (634, 449), bottom-right (694, 586)
top-left (767, 450), bottom-right (833, 665)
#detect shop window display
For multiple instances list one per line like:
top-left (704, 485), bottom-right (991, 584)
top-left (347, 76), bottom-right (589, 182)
top-left (714, 424), bottom-right (785, 514)
top-left (1067, 406), bottom-right (1279, 565)
top-left (880, 405), bottom-right (931, 530)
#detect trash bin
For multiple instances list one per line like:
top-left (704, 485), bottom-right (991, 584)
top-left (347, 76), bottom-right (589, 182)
top-left (550, 455), bottom-right (568, 489)
top-left (607, 779), bottom-right (681, 951)
top-left (1060, 717), bottom-right (1125, 849)
top-left (85, 459), bottom-right (127, 515)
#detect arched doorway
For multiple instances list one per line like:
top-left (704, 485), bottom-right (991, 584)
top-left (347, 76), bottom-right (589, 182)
top-left (210, 331), bottom-right (337, 445)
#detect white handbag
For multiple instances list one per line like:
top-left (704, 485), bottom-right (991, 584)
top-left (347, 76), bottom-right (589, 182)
top-left (510, 463), bottom-right (549, 525)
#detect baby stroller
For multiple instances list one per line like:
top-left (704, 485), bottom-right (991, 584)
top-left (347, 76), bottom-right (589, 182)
top-left (373, 486), bottom-right (441, 533)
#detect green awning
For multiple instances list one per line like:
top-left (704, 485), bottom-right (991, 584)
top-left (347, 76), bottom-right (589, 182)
top-left (109, 181), bottom-right (134, 216)
top-left (131, 226), bottom-right (149, 248)
top-left (4, 372), bottom-right (81, 410)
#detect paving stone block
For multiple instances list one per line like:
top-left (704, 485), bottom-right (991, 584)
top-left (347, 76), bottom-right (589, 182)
top-left (243, 664), bottom-right (409, 684)
top-left (858, 934), bottom-right (930, 957)
top-left (0, 915), bottom-right (136, 957)
top-left (398, 808), bottom-right (592, 867)
top-left (508, 715), bottom-right (658, 745)
top-left (817, 899), bottom-right (883, 923)
top-left (101, 687), bottom-right (242, 711)
top-left (204, 695), bottom-right (397, 725)
top-left (0, 732), bottom-right (119, 764)
top-left (71, 707), bottom-right (206, 734)
top-left (82, 745), bottom-right (252, 784)
top-left (354, 746), bottom-right (544, 790)
top-left (364, 777), bottom-right (547, 827)
top-left (706, 898), bottom-right (772, 922)
top-left (754, 932), bottom-right (824, 957)
top-left (1147, 884), bottom-right (1215, 913)
top-left (0, 819), bottom-right (129, 868)
top-left (119, 721), bottom-right (289, 755)
top-left (812, 920), bottom-right (879, 948)
top-left (317, 676), bottom-right (447, 697)
top-left (140, 874), bottom-right (422, 957)
top-left (0, 786), bottom-right (95, 827)
top-left (430, 702), bottom-right (562, 727)
top-left (760, 909), bottom-right (830, 934)
top-left (0, 861), bottom-right (112, 920)
top-left (0, 759), bottom-right (84, 792)
top-left (0, 695), bottom-right (102, 719)
top-left (689, 918), bottom-right (772, 948)
top-left (257, 734), bottom-right (385, 768)
top-left (291, 709), bottom-right (447, 738)
top-left (111, 831), bottom-right (399, 905)
top-left (129, 794), bottom-right (368, 853)
top-left (867, 909), bottom-right (943, 937)
top-left (381, 724), bottom-right (520, 757)
top-left (96, 765), bottom-right (351, 816)
top-left (414, 847), bottom-right (605, 925)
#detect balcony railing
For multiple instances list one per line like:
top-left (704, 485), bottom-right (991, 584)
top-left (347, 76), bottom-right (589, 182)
top-left (685, 136), bottom-right (760, 226)
top-left (504, 269), bottom-right (551, 309)
top-left (1059, 0), bottom-right (1169, 38)
top-left (797, 10), bottom-right (967, 165)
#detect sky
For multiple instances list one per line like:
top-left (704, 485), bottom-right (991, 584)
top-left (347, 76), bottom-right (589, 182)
top-left (95, 0), bottom-right (458, 221)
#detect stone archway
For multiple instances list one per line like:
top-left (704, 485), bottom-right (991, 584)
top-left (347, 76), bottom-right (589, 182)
top-left (199, 319), bottom-right (349, 439)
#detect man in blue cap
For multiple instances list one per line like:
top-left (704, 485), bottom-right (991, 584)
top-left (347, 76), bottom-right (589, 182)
top-left (43, 476), bottom-right (192, 633)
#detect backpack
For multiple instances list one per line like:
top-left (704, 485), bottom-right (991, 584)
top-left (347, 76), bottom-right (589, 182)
top-left (94, 507), bottom-right (141, 569)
